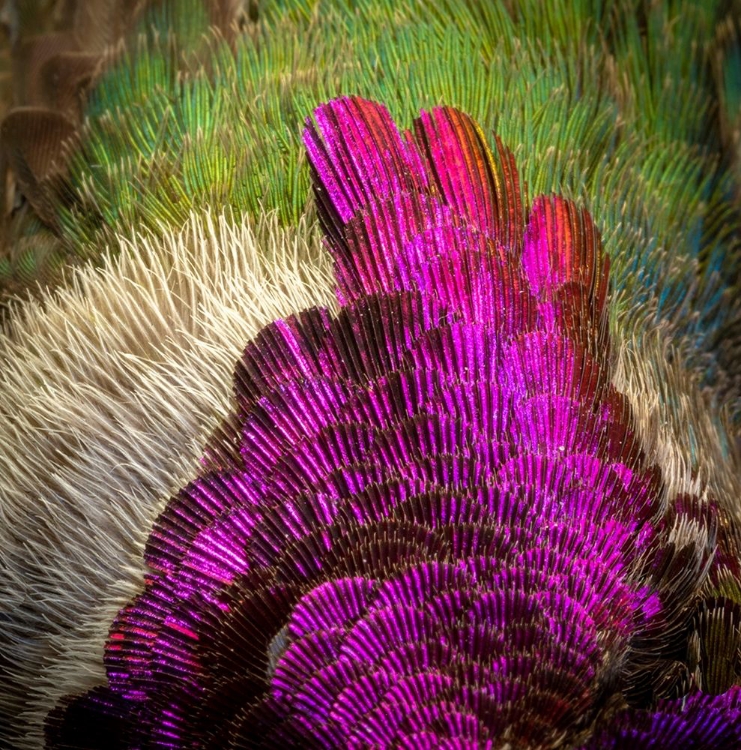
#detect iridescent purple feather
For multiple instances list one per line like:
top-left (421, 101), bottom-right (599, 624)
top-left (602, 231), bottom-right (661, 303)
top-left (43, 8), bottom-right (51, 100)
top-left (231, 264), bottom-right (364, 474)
top-left (48, 98), bottom-right (741, 748)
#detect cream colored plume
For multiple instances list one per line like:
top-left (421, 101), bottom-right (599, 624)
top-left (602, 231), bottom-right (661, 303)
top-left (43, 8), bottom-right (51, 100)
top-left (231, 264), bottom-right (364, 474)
top-left (0, 210), bottom-right (335, 749)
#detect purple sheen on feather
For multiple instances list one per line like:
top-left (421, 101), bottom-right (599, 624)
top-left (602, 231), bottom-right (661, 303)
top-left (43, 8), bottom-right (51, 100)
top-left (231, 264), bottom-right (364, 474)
top-left (46, 97), bottom-right (741, 748)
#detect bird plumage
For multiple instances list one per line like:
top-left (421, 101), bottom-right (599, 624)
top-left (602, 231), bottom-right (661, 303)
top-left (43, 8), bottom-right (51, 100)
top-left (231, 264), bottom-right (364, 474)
top-left (0, 1), bottom-right (740, 748)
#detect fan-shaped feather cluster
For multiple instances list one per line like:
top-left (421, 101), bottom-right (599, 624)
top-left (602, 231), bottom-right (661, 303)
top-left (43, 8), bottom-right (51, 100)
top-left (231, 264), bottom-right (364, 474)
top-left (46, 97), bottom-right (741, 748)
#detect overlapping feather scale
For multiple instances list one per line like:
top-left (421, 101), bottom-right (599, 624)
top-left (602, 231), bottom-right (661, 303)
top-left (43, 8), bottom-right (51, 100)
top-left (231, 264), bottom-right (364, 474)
top-left (47, 98), bottom-right (741, 748)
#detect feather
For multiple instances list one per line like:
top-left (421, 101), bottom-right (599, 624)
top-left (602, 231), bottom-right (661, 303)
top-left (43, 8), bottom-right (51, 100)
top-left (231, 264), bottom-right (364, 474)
top-left (41, 97), bottom-right (741, 747)
top-left (0, 1), bottom-right (740, 748)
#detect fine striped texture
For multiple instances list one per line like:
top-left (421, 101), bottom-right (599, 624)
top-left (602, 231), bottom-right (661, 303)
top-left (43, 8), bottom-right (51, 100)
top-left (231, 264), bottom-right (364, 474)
top-left (0, 210), bottom-right (334, 749)
top-left (47, 98), bottom-right (741, 748)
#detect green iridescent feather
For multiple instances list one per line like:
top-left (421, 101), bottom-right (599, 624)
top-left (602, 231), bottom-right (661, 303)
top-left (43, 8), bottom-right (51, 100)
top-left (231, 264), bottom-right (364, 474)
top-left (2, 1), bottom-right (737, 384)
